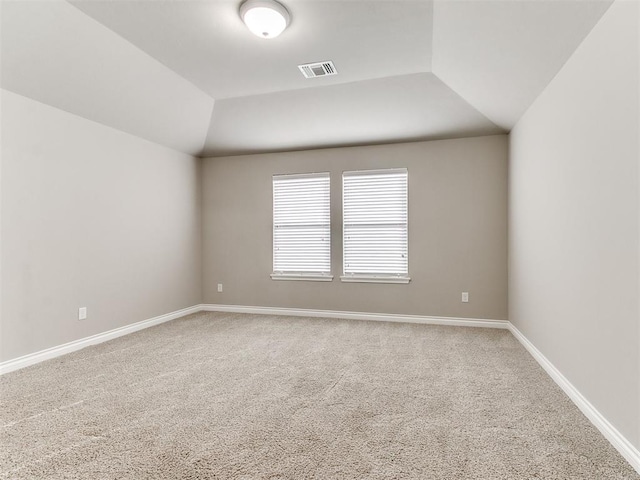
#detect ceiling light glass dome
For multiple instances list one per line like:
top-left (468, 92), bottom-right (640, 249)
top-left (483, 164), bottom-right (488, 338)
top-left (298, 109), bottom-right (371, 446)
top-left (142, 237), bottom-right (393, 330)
top-left (240, 0), bottom-right (290, 39)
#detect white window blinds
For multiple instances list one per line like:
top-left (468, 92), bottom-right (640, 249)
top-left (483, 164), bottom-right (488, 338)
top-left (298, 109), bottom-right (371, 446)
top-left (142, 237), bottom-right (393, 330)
top-left (342, 169), bottom-right (409, 282)
top-left (272, 173), bottom-right (332, 280)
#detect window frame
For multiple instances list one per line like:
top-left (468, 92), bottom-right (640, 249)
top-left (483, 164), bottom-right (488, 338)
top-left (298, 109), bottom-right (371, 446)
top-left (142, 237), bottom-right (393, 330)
top-left (271, 172), bottom-right (333, 282)
top-left (341, 168), bottom-right (410, 284)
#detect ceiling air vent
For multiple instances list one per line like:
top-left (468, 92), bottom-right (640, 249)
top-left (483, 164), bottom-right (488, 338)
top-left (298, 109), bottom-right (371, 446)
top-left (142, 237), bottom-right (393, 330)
top-left (298, 61), bottom-right (338, 79)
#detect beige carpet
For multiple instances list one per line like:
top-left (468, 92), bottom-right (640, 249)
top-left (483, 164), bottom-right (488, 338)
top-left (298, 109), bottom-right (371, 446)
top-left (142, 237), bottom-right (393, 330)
top-left (1, 312), bottom-right (638, 479)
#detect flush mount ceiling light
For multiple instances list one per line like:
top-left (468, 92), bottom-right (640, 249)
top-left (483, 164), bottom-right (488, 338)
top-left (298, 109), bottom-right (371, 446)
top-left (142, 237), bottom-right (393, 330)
top-left (240, 0), bottom-right (290, 39)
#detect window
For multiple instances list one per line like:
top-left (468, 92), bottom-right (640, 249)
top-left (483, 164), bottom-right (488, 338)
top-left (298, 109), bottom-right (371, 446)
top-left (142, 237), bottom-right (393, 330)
top-left (342, 168), bottom-right (409, 283)
top-left (271, 172), bottom-right (332, 281)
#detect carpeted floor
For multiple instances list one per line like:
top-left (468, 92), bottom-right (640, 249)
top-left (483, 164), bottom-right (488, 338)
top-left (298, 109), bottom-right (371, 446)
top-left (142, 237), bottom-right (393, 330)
top-left (1, 312), bottom-right (638, 479)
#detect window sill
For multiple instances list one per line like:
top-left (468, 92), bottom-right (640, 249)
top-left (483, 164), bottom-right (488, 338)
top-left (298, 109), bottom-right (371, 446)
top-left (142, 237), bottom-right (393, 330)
top-left (340, 275), bottom-right (411, 284)
top-left (271, 273), bottom-right (334, 282)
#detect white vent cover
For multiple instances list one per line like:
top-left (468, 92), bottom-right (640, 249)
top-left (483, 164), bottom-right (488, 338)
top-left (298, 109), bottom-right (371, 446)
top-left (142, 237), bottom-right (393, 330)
top-left (298, 61), bottom-right (337, 79)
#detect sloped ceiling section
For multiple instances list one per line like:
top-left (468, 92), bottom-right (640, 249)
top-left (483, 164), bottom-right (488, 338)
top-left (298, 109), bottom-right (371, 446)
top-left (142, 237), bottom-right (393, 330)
top-left (432, 0), bottom-right (614, 129)
top-left (202, 73), bottom-right (503, 157)
top-left (1, 0), bottom-right (614, 157)
top-left (0, 0), bottom-right (214, 155)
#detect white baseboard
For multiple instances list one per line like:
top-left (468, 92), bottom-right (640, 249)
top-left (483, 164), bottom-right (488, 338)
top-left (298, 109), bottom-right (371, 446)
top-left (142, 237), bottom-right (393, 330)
top-left (508, 323), bottom-right (640, 474)
top-left (0, 305), bottom-right (201, 375)
top-left (201, 303), bottom-right (509, 329)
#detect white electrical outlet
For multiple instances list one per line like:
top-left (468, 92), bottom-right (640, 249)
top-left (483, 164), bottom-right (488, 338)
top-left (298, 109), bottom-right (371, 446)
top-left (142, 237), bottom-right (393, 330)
top-left (217, 283), bottom-right (223, 293)
top-left (461, 292), bottom-right (469, 303)
top-left (78, 307), bottom-right (87, 320)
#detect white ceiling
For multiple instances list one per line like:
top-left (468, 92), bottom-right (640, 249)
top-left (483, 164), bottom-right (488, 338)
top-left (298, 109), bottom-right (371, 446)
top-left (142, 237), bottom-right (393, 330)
top-left (203, 73), bottom-right (503, 157)
top-left (70, 0), bottom-right (435, 99)
top-left (0, 0), bottom-right (613, 157)
top-left (432, 0), bottom-right (614, 129)
top-left (1, 0), bottom-right (214, 154)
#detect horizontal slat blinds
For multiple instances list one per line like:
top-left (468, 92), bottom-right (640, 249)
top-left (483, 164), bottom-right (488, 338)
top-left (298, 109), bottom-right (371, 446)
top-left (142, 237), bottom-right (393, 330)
top-left (343, 169), bottom-right (408, 277)
top-left (273, 173), bottom-right (331, 274)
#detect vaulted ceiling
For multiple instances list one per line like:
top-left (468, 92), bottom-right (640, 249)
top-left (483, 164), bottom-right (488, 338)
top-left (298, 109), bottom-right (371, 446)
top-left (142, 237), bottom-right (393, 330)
top-left (1, 0), bottom-right (613, 157)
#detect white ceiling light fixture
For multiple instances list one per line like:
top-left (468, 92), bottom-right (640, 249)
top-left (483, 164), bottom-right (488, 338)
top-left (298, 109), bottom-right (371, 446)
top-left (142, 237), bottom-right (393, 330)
top-left (240, 0), bottom-right (290, 39)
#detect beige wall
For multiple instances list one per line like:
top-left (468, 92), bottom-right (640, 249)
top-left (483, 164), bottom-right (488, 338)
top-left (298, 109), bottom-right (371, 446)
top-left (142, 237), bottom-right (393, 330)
top-left (0, 90), bottom-right (202, 362)
top-left (509, 0), bottom-right (639, 448)
top-left (203, 135), bottom-right (508, 320)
